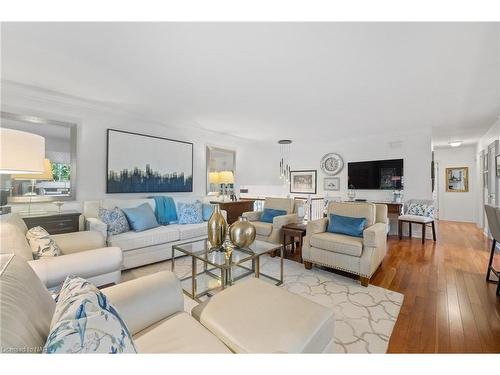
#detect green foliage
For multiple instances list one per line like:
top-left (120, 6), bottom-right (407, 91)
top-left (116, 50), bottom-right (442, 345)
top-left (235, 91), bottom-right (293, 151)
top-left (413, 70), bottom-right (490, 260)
top-left (51, 163), bottom-right (71, 182)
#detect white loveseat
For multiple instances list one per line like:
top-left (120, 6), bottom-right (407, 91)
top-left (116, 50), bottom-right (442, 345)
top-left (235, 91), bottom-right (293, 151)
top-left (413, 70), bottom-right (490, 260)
top-left (0, 213), bottom-right (122, 288)
top-left (83, 198), bottom-right (224, 270)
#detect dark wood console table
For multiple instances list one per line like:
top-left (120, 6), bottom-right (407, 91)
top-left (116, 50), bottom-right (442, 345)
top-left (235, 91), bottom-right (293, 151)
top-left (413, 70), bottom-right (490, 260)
top-left (21, 210), bottom-right (81, 234)
top-left (210, 200), bottom-right (255, 224)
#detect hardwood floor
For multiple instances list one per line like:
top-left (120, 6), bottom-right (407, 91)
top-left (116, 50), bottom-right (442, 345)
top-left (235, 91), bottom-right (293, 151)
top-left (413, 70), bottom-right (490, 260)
top-left (367, 220), bottom-right (500, 353)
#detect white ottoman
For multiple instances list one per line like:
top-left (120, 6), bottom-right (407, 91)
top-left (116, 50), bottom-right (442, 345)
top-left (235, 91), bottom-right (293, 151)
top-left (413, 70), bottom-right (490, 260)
top-left (193, 278), bottom-right (335, 353)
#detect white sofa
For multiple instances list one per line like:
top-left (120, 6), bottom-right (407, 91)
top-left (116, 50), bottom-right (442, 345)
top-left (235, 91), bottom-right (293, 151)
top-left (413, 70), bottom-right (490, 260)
top-left (0, 213), bottom-right (122, 289)
top-left (303, 202), bottom-right (388, 286)
top-left (0, 253), bottom-right (231, 353)
top-left (0, 253), bottom-right (334, 353)
top-left (83, 198), bottom-right (224, 270)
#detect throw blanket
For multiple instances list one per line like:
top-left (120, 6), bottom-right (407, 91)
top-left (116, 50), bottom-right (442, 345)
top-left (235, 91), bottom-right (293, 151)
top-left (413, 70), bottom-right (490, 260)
top-left (151, 196), bottom-right (178, 225)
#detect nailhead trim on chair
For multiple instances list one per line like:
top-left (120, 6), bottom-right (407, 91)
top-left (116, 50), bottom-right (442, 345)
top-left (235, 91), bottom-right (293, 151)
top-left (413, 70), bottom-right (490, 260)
top-left (302, 258), bottom-right (371, 278)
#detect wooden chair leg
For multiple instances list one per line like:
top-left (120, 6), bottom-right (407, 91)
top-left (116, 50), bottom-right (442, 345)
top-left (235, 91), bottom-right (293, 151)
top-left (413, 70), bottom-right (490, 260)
top-left (360, 276), bottom-right (370, 287)
top-left (398, 220), bottom-right (402, 239)
top-left (304, 261), bottom-right (312, 270)
top-left (409, 222), bottom-right (412, 238)
top-left (487, 239), bottom-right (496, 281)
top-left (422, 223), bottom-right (426, 244)
top-left (431, 221), bottom-right (436, 241)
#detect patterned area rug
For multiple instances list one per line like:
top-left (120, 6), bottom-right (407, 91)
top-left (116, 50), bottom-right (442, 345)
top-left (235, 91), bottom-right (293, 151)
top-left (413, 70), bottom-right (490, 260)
top-left (122, 256), bottom-right (403, 353)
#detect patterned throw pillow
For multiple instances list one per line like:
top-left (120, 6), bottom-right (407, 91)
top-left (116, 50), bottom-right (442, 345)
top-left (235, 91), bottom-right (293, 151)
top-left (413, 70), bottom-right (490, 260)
top-left (44, 276), bottom-right (136, 354)
top-left (26, 226), bottom-right (62, 259)
top-left (407, 203), bottom-right (435, 218)
top-left (98, 207), bottom-right (130, 236)
top-left (178, 201), bottom-right (203, 224)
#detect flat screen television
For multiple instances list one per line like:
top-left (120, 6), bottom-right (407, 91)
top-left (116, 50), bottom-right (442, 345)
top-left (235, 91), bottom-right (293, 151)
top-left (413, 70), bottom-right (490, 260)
top-left (348, 158), bottom-right (403, 190)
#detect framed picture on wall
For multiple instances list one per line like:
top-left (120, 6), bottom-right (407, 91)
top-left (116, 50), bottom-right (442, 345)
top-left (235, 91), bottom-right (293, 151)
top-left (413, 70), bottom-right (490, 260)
top-left (496, 155), bottom-right (500, 177)
top-left (106, 129), bottom-right (193, 193)
top-left (324, 177), bottom-right (340, 191)
top-left (445, 167), bottom-right (469, 193)
top-left (290, 170), bottom-right (317, 194)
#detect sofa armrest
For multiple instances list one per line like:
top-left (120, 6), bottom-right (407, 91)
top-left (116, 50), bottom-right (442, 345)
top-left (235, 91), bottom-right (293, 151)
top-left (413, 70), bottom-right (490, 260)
top-left (272, 213), bottom-right (297, 230)
top-left (85, 217), bottom-right (107, 239)
top-left (28, 246), bottom-right (122, 289)
top-left (52, 231), bottom-right (106, 255)
top-left (102, 271), bottom-right (184, 336)
top-left (242, 211), bottom-right (262, 222)
top-left (363, 222), bottom-right (387, 248)
top-left (306, 218), bottom-right (328, 236)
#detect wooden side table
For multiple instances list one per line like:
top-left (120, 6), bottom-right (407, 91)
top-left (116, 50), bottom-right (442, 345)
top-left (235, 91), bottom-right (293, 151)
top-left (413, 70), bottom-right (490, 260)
top-left (21, 210), bottom-right (81, 234)
top-left (210, 200), bottom-right (255, 224)
top-left (282, 222), bottom-right (307, 263)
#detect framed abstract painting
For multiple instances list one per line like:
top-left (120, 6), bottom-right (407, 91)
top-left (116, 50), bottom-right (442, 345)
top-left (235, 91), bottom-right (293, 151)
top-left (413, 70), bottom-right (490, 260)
top-left (106, 129), bottom-right (193, 193)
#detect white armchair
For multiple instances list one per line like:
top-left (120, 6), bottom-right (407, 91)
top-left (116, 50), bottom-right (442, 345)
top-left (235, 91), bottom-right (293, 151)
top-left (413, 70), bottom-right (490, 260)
top-left (242, 197), bottom-right (297, 244)
top-left (0, 213), bottom-right (122, 289)
top-left (302, 202), bottom-right (388, 286)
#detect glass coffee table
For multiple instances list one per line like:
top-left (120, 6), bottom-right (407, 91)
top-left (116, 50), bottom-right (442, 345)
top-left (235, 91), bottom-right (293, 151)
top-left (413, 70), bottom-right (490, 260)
top-left (171, 239), bottom-right (283, 301)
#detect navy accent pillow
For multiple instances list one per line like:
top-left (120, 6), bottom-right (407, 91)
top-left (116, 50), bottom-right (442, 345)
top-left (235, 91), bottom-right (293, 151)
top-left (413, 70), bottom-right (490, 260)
top-left (327, 213), bottom-right (367, 238)
top-left (122, 203), bottom-right (159, 232)
top-left (261, 208), bottom-right (287, 223)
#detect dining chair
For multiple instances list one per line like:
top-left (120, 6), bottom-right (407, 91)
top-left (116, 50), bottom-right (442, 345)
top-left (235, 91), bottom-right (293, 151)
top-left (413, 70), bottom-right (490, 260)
top-left (484, 204), bottom-right (500, 296)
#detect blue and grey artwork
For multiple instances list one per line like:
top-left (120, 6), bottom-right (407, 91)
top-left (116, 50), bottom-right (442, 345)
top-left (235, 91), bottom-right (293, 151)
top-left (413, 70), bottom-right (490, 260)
top-left (106, 130), bottom-right (193, 193)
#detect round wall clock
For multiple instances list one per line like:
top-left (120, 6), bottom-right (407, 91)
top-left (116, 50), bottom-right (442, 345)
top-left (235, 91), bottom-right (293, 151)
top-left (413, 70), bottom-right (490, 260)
top-left (320, 153), bottom-right (344, 176)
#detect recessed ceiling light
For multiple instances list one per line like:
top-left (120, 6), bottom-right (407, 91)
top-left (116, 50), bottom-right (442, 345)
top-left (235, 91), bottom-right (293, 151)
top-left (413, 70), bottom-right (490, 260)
top-left (448, 141), bottom-right (463, 147)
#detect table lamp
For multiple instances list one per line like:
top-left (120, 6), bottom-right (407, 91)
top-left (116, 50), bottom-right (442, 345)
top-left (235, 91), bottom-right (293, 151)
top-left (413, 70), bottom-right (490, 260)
top-left (12, 158), bottom-right (53, 195)
top-left (218, 170), bottom-right (234, 202)
top-left (0, 128), bottom-right (45, 214)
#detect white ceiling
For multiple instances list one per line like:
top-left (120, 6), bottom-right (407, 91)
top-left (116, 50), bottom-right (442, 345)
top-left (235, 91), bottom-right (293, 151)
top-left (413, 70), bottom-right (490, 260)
top-left (1, 22), bottom-right (499, 145)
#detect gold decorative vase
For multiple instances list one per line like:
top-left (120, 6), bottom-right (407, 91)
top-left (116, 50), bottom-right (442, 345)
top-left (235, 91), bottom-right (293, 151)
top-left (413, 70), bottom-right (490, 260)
top-left (207, 204), bottom-right (227, 250)
top-left (229, 216), bottom-right (256, 248)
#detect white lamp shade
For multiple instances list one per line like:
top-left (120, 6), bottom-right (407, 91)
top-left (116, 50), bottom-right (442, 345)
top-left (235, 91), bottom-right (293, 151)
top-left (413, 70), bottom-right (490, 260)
top-left (209, 171), bottom-right (220, 184)
top-left (0, 128), bottom-right (45, 174)
top-left (219, 170), bottom-right (234, 184)
top-left (12, 159), bottom-right (53, 180)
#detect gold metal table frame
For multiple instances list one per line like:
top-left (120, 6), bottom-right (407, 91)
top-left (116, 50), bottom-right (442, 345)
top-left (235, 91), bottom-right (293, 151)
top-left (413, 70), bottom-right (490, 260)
top-left (171, 239), bottom-right (284, 302)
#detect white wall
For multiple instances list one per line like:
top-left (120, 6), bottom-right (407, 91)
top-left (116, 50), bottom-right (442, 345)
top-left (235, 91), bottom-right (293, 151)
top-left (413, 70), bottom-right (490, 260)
top-left (434, 145), bottom-right (476, 223)
top-left (244, 129), bottom-right (433, 201)
top-left (1, 82), bottom-right (277, 212)
top-left (476, 118), bottom-right (500, 230)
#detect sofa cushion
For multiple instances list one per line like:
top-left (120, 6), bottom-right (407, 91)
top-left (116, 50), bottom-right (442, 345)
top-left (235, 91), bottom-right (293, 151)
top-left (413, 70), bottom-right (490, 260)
top-left (169, 223), bottom-right (207, 241)
top-left (252, 221), bottom-right (273, 237)
top-left (123, 203), bottom-right (160, 232)
top-left (98, 207), bottom-right (130, 235)
top-left (102, 198), bottom-right (156, 212)
top-left (310, 232), bottom-right (363, 257)
top-left (264, 197), bottom-right (294, 214)
top-left (108, 226), bottom-right (180, 252)
top-left (0, 254), bottom-right (56, 353)
top-left (0, 213), bottom-right (33, 261)
top-left (398, 214), bottom-right (434, 223)
top-left (26, 226), bottom-right (62, 259)
top-left (45, 276), bottom-right (136, 353)
top-left (134, 312), bottom-right (231, 353)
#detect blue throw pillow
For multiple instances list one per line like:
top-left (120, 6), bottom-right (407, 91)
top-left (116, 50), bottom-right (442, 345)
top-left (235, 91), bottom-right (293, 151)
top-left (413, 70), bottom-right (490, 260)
top-left (261, 208), bottom-right (287, 223)
top-left (202, 203), bottom-right (215, 221)
top-left (178, 201), bottom-right (203, 224)
top-left (327, 214), bottom-right (367, 238)
top-left (122, 203), bottom-right (159, 232)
